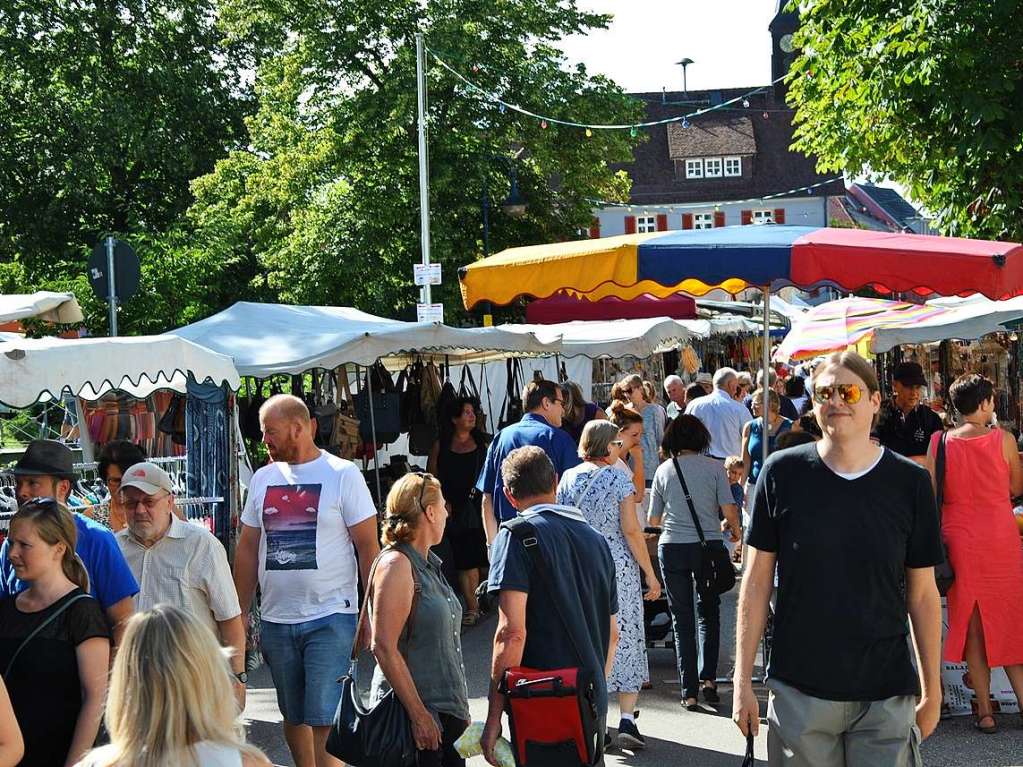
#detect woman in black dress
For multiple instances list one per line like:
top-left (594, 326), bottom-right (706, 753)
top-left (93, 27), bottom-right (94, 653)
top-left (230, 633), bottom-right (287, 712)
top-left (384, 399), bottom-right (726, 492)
top-left (428, 396), bottom-right (490, 626)
top-left (0, 498), bottom-right (110, 766)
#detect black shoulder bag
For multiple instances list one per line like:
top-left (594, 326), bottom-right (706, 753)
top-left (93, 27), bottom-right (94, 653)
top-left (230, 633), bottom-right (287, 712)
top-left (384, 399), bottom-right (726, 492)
top-left (500, 516), bottom-right (602, 767)
top-left (933, 432), bottom-right (955, 596)
top-left (671, 457), bottom-right (736, 595)
top-left (326, 548), bottom-right (422, 767)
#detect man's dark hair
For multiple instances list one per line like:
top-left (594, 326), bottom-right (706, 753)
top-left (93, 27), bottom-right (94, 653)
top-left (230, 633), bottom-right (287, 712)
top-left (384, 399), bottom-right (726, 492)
top-left (501, 446), bottom-right (557, 501)
top-left (776, 430), bottom-right (818, 450)
top-left (784, 375), bottom-right (805, 398)
top-left (523, 379), bottom-right (562, 413)
top-left (949, 373), bottom-right (995, 416)
top-left (684, 383), bottom-right (706, 403)
top-left (97, 440), bottom-right (147, 482)
top-left (661, 414), bottom-right (711, 455)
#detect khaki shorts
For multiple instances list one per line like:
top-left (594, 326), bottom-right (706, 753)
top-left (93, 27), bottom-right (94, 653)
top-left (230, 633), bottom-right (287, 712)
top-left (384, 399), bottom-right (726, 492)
top-left (766, 678), bottom-right (922, 767)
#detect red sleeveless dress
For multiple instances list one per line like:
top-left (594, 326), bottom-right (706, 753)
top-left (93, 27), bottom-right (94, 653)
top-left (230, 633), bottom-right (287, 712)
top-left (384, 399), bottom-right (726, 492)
top-left (932, 428), bottom-right (1023, 664)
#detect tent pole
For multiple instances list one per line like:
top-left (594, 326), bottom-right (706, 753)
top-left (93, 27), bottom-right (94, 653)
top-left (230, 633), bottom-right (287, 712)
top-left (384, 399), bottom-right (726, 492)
top-left (762, 288), bottom-right (771, 467)
top-left (362, 364), bottom-right (383, 506)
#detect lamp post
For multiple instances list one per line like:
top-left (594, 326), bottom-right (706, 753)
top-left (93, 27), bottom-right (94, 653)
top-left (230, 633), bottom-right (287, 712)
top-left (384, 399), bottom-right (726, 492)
top-left (481, 162), bottom-right (526, 259)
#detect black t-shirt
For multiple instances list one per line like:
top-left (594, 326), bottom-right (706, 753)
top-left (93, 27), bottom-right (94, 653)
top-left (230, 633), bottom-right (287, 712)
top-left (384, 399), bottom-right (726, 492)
top-left (0, 589), bottom-right (110, 767)
top-left (746, 444), bottom-right (944, 701)
top-left (875, 399), bottom-right (944, 457)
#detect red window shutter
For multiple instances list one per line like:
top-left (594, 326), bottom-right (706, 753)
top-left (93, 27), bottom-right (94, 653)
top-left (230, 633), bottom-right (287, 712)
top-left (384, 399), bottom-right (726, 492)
top-left (588, 217), bottom-right (601, 239)
top-left (741, 209), bottom-right (752, 225)
top-left (624, 215), bottom-right (636, 234)
top-left (656, 213), bottom-right (668, 231)
top-left (774, 208), bottom-right (786, 224)
top-left (713, 211), bottom-right (725, 228)
top-left (681, 213), bottom-right (694, 230)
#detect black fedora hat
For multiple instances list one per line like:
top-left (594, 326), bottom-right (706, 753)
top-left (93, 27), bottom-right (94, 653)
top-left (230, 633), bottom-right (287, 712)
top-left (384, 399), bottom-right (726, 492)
top-left (12, 440), bottom-right (75, 479)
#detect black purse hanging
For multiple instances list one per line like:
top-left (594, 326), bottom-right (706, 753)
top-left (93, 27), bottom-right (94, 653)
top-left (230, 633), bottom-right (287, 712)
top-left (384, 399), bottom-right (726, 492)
top-left (933, 432), bottom-right (955, 596)
top-left (326, 548), bottom-right (422, 767)
top-left (671, 457), bottom-right (736, 595)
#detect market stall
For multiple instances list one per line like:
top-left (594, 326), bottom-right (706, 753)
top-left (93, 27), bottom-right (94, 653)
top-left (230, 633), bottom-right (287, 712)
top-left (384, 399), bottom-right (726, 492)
top-left (0, 291), bottom-right (84, 326)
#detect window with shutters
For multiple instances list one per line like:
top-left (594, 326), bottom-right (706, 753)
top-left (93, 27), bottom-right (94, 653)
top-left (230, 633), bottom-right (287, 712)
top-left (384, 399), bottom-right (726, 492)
top-left (685, 159), bottom-right (703, 179)
top-left (704, 158), bottom-right (722, 178)
top-left (752, 209), bottom-right (774, 225)
top-left (636, 215), bottom-right (658, 233)
top-left (724, 156), bottom-right (742, 177)
top-left (693, 212), bottom-right (714, 230)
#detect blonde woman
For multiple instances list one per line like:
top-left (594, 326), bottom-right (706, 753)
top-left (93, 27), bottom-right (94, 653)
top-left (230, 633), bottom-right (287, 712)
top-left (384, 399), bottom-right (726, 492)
top-left (76, 605), bottom-right (270, 767)
top-left (0, 498), bottom-right (108, 767)
top-left (369, 473), bottom-right (470, 766)
top-left (613, 374), bottom-right (667, 509)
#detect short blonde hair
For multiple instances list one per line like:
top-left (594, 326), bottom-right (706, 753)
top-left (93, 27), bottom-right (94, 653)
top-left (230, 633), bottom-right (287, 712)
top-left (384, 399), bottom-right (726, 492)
top-left (724, 456), bottom-right (744, 471)
top-left (578, 420), bottom-right (620, 460)
top-left (382, 473), bottom-right (442, 546)
top-left (750, 388), bottom-right (781, 414)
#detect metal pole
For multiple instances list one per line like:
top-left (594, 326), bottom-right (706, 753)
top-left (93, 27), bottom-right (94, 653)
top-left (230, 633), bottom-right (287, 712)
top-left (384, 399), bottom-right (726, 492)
top-left (762, 288), bottom-right (771, 467)
top-left (106, 236), bottom-right (118, 336)
top-left (415, 32), bottom-right (432, 306)
top-left (482, 185), bottom-right (490, 258)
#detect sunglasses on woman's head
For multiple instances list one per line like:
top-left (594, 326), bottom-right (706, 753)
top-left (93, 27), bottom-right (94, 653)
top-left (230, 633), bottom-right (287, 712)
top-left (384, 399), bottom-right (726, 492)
top-left (812, 384), bottom-right (864, 405)
top-left (610, 440), bottom-right (625, 447)
top-left (19, 496), bottom-right (62, 514)
top-left (408, 470), bottom-right (435, 512)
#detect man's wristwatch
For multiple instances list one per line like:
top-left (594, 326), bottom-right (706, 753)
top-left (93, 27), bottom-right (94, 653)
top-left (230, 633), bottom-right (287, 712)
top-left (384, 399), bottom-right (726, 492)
top-left (235, 671), bottom-right (248, 684)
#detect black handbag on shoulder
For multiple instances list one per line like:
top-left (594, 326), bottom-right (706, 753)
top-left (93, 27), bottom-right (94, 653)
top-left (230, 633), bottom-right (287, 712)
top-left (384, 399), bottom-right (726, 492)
top-left (671, 457), bottom-right (736, 595)
top-left (933, 432), bottom-right (955, 596)
top-left (326, 548), bottom-right (422, 767)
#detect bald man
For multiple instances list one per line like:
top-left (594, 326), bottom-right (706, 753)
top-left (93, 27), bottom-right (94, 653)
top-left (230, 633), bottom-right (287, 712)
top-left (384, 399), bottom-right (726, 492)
top-left (235, 394), bottom-right (380, 767)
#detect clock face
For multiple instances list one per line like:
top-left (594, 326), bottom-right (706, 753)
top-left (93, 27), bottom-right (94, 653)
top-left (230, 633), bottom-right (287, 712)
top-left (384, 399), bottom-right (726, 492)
top-left (779, 33), bottom-right (795, 53)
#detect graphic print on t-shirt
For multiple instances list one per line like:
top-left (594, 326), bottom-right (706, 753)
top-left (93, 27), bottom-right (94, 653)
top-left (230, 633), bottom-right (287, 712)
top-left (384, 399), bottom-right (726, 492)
top-left (263, 484), bottom-right (321, 570)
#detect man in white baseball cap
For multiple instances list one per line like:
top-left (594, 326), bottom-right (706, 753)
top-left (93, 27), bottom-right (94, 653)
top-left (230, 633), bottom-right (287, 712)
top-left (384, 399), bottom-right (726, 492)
top-left (115, 462), bottom-right (248, 707)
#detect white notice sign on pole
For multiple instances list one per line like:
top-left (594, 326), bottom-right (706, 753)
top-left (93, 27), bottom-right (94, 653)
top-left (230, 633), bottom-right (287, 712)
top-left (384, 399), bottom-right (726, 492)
top-left (413, 263), bottom-right (442, 286)
top-left (417, 303), bottom-right (444, 323)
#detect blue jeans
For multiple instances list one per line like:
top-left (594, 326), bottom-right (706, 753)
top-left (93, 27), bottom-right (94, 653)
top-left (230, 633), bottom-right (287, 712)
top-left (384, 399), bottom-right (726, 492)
top-left (658, 542), bottom-right (721, 700)
top-left (261, 612), bottom-right (358, 726)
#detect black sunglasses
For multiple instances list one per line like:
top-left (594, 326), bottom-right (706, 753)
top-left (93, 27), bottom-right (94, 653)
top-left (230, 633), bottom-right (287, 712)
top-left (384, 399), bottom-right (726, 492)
top-left (19, 496), bottom-right (63, 514)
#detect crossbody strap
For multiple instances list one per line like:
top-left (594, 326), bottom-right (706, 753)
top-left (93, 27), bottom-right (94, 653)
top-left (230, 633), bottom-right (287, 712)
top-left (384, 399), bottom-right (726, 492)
top-left (572, 466), bottom-right (609, 509)
top-left (671, 457), bottom-right (708, 546)
top-left (503, 516), bottom-right (589, 668)
top-left (351, 546), bottom-right (422, 662)
top-left (4, 592), bottom-right (91, 680)
top-left (935, 431), bottom-right (947, 523)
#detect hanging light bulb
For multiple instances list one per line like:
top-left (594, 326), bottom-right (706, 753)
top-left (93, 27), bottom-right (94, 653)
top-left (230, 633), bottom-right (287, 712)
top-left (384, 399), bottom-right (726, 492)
top-left (585, 128), bottom-right (593, 137)
top-left (630, 126), bottom-right (638, 137)
top-left (742, 98), bottom-right (750, 108)
top-left (681, 117), bottom-right (690, 129)
top-left (540, 120), bottom-right (548, 129)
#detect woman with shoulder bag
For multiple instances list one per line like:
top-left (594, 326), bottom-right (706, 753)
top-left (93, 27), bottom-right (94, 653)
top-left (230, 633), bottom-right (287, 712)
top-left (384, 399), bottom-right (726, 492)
top-left (925, 374), bottom-right (1023, 734)
top-left (369, 473), bottom-right (471, 766)
top-left (648, 416), bottom-right (740, 711)
top-left (428, 396), bottom-right (490, 627)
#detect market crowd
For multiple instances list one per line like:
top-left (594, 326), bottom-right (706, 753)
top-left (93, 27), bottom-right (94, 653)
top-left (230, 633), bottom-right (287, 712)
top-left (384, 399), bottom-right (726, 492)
top-left (0, 352), bottom-right (1022, 767)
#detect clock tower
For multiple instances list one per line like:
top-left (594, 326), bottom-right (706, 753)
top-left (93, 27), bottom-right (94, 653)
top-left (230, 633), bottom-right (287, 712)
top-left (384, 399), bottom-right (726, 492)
top-left (769, 0), bottom-right (799, 100)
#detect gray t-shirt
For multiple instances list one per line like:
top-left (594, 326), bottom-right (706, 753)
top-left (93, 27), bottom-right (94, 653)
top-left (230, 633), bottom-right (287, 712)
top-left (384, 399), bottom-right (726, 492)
top-left (648, 454), bottom-right (733, 544)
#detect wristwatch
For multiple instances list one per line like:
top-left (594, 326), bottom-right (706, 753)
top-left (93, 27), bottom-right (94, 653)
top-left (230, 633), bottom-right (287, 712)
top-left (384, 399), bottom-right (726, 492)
top-left (235, 671), bottom-right (248, 684)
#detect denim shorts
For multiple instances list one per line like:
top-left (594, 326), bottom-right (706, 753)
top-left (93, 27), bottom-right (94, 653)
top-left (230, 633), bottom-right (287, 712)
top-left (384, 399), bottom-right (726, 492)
top-left (261, 612), bottom-right (358, 726)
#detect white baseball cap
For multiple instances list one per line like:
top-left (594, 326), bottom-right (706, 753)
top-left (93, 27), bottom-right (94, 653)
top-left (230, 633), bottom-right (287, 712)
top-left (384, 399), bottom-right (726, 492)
top-left (120, 462), bottom-right (173, 495)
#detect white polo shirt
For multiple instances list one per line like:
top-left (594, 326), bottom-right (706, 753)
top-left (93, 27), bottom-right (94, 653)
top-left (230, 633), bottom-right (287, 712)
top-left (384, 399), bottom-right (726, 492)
top-left (685, 388), bottom-right (753, 459)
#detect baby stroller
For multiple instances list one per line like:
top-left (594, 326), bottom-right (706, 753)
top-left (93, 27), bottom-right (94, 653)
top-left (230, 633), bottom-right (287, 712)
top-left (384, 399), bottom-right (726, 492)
top-left (642, 526), bottom-right (673, 649)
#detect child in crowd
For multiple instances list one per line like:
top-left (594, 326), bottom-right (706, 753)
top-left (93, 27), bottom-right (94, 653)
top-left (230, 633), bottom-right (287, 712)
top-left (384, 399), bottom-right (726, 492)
top-left (724, 456), bottom-right (745, 561)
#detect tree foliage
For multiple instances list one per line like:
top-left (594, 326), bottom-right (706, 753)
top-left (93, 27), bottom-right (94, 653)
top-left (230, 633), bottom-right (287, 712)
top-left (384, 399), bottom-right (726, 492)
top-left (788, 0), bottom-right (1023, 241)
top-left (189, 0), bottom-right (641, 321)
top-left (0, 0), bottom-right (253, 332)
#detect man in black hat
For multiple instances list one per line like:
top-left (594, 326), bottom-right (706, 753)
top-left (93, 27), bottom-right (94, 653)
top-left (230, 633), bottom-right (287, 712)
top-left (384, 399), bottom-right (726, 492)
top-left (0, 439), bottom-right (138, 643)
top-left (875, 362), bottom-right (945, 465)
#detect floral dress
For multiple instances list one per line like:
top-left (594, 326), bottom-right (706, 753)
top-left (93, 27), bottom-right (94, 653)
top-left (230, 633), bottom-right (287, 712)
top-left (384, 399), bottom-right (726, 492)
top-left (557, 463), bottom-right (649, 693)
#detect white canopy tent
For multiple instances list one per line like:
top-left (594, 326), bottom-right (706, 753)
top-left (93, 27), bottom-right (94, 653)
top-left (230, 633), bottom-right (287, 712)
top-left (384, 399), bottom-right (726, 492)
top-left (168, 302), bottom-right (560, 375)
top-left (0, 335), bottom-right (241, 408)
top-left (871, 296), bottom-right (1023, 353)
top-left (0, 292), bottom-right (84, 325)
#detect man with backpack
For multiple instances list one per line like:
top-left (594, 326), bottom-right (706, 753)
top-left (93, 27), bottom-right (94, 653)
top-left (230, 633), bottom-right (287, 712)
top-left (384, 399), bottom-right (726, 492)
top-left (481, 446), bottom-right (618, 767)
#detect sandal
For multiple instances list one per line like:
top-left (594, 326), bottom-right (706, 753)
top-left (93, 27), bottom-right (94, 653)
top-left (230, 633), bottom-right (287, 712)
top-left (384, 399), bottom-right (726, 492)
top-left (461, 610), bottom-right (480, 627)
top-left (975, 714), bottom-right (997, 734)
top-left (701, 682), bottom-right (720, 704)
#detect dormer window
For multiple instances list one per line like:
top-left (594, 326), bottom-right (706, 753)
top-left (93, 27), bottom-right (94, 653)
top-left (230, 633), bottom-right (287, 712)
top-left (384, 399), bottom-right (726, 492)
top-left (685, 159), bottom-right (703, 179)
top-left (704, 158), bottom-right (723, 178)
top-left (724, 156), bottom-right (742, 177)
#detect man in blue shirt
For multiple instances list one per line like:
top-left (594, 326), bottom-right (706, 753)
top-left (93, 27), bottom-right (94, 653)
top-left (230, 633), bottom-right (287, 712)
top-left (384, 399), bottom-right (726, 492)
top-left (2, 440), bottom-right (138, 644)
top-left (477, 379), bottom-right (581, 543)
top-left (482, 446), bottom-right (619, 763)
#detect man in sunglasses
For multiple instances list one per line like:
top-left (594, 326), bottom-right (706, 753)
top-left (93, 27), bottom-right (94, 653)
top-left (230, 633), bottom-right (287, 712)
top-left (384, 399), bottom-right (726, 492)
top-left (875, 362), bottom-right (944, 466)
top-left (0, 439), bottom-right (138, 645)
top-left (733, 351), bottom-right (943, 767)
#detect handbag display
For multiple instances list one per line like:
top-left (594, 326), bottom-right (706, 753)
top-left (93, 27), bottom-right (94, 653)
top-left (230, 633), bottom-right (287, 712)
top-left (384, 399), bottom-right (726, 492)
top-left (671, 457), bottom-right (736, 595)
top-left (499, 359), bottom-right (525, 430)
top-left (933, 432), bottom-right (955, 596)
top-left (500, 516), bottom-right (602, 767)
top-left (354, 363), bottom-right (402, 444)
top-left (326, 548), bottom-right (422, 766)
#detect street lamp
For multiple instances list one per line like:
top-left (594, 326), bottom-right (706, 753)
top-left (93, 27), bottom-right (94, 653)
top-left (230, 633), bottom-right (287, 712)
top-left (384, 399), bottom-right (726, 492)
top-left (482, 161), bottom-right (527, 259)
top-left (676, 57), bottom-right (694, 97)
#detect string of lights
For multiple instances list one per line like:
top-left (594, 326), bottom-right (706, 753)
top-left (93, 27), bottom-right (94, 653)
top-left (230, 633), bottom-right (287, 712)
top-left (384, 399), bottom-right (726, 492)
top-left (587, 176), bottom-right (845, 211)
top-left (426, 46), bottom-right (787, 134)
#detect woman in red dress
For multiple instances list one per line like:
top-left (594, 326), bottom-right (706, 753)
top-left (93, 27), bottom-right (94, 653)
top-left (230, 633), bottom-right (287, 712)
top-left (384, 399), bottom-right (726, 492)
top-left (927, 374), bottom-right (1023, 733)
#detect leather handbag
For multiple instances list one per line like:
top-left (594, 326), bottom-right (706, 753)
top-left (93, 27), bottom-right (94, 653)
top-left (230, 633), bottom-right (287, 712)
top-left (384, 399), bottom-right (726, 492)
top-left (933, 432), bottom-right (955, 596)
top-left (671, 457), bottom-right (736, 595)
top-left (326, 548), bottom-right (422, 766)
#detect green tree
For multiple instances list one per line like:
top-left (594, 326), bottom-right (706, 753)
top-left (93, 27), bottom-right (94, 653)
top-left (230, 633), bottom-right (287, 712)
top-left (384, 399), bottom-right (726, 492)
top-left (787, 0), bottom-right (1023, 241)
top-left (190, 0), bottom-right (640, 321)
top-left (0, 0), bottom-right (254, 332)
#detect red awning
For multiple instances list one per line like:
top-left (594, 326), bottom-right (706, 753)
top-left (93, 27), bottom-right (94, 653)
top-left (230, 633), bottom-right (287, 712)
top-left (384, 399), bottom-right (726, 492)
top-left (525, 292), bottom-right (697, 324)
